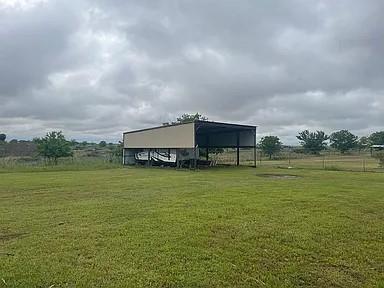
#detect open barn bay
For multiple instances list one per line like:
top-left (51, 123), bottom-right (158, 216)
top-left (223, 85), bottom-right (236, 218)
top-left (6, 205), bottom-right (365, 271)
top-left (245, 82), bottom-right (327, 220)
top-left (0, 167), bottom-right (383, 287)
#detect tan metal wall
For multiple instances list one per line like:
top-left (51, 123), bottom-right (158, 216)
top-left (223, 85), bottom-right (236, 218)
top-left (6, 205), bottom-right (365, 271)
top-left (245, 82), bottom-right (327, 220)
top-left (123, 122), bottom-right (195, 149)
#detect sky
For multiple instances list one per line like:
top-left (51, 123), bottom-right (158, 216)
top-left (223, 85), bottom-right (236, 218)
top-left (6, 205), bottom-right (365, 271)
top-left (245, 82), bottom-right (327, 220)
top-left (0, 0), bottom-right (383, 144)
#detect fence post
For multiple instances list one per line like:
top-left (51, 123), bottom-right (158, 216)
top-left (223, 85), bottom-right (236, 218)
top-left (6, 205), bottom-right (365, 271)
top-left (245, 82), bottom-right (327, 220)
top-left (363, 158), bottom-right (366, 172)
top-left (323, 155), bottom-right (326, 170)
top-left (288, 149), bottom-right (291, 167)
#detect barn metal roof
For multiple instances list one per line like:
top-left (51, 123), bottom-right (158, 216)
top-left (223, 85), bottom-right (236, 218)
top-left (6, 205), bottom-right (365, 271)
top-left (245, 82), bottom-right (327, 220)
top-left (194, 120), bottom-right (256, 135)
top-left (123, 120), bottom-right (256, 135)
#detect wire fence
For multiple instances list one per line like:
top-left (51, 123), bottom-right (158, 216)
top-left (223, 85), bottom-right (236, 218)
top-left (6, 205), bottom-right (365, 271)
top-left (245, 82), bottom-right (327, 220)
top-left (2, 148), bottom-right (383, 173)
top-left (210, 149), bottom-right (384, 172)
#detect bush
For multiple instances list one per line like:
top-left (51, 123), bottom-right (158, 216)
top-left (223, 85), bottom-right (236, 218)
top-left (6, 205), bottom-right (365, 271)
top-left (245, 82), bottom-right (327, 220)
top-left (34, 131), bottom-right (72, 164)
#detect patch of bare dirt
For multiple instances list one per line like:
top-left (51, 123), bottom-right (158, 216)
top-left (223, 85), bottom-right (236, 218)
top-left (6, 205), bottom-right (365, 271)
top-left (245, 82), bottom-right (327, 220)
top-left (257, 174), bottom-right (300, 179)
top-left (0, 232), bottom-right (26, 241)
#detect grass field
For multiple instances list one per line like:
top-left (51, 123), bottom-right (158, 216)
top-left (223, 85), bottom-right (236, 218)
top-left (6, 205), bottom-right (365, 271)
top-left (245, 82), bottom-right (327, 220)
top-left (0, 166), bottom-right (383, 287)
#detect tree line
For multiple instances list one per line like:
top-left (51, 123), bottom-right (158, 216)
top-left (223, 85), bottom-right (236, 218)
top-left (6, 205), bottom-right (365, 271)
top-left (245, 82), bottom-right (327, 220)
top-left (259, 130), bottom-right (384, 159)
top-left (0, 131), bottom-right (122, 165)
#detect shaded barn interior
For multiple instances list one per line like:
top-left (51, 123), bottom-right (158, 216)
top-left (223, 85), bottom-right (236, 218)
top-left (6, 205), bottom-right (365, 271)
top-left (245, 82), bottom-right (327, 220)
top-left (123, 120), bottom-right (257, 168)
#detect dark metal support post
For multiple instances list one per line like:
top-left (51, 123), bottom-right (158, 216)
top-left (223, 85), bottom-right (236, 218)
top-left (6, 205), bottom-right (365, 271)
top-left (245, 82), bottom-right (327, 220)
top-left (236, 132), bottom-right (240, 166)
top-left (206, 135), bottom-right (209, 161)
top-left (254, 127), bottom-right (257, 168)
top-left (176, 149), bottom-right (180, 168)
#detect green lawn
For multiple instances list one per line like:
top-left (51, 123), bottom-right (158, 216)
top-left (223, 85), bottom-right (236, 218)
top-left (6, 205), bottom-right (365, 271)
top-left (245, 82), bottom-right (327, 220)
top-left (0, 167), bottom-right (383, 287)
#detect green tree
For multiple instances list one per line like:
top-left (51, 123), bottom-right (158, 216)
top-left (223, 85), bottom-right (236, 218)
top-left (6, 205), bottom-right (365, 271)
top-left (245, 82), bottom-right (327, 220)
top-left (0, 133), bottom-right (6, 142)
top-left (176, 113), bottom-right (208, 123)
top-left (99, 140), bottom-right (107, 147)
top-left (163, 113), bottom-right (208, 126)
top-left (358, 136), bottom-right (370, 151)
top-left (369, 131), bottom-right (384, 145)
top-left (329, 130), bottom-right (358, 153)
top-left (35, 131), bottom-right (73, 164)
top-left (297, 130), bottom-right (329, 154)
top-left (259, 136), bottom-right (282, 159)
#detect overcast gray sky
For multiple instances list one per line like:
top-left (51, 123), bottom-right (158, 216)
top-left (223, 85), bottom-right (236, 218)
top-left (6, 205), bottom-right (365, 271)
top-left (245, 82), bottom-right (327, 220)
top-left (0, 0), bottom-right (383, 143)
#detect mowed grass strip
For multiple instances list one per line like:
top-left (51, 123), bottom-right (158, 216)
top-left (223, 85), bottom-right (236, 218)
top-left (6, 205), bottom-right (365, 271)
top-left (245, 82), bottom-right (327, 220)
top-left (0, 167), bottom-right (383, 287)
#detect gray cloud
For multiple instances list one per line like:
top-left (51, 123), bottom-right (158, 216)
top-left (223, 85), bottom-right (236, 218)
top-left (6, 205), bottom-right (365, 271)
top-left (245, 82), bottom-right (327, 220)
top-left (0, 0), bottom-right (383, 143)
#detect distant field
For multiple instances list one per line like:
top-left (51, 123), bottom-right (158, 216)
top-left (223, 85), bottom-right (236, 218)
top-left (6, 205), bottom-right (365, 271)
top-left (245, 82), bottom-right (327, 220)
top-left (215, 150), bottom-right (383, 172)
top-left (0, 167), bottom-right (383, 287)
